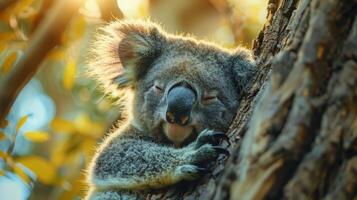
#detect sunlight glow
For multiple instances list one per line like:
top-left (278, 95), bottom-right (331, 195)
top-left (80, 0), bottom-right (101, 19)
top-left (117, 0), bottom-right (149, 19)
top-left (234, 0), bottom-right (268, 24)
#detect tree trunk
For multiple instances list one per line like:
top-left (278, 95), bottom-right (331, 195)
top-left (149, 0), bottom-right (357, 199)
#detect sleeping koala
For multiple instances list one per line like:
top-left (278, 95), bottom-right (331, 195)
top-left (85, 20), bottom-right (255, 200)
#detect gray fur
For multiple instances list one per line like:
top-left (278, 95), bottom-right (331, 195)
top-left (86, 20), bottom-right (256, 200)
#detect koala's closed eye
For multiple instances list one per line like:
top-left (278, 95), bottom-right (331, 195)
top-left (202, 91), bottom-right (219, 104)
top-left (153, 81), bottom-right (164, 94)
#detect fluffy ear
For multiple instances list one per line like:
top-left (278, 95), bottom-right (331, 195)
top-left (88, 20), bottom-right (166, 95)
top-left (231, 48), bottom-right (257, 96)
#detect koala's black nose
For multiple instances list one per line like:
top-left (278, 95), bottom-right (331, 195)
top-left (166, 84), bottom-right (196, 126)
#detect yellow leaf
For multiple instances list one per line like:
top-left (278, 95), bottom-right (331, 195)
top-left (2, 51), bottom-right (17, 74)
top-left (0, 132), bottom-right (6, 140)
top-left (74, 16), bottom-right (86, 36)
top-left (75, 113), bottom-right (104, 138)
top-left (16, 156), bottom-right (56, 185)
top-left (13, 165), bottom-right (31, 184)
top-left (0, 170), bottom-right (5, 176)
top-left (63, 59), bottom-right (76, 90)
top-left (16, 115), bottom-right (28, 133)
top-left (0, 151), bottom-right (8, 159)
top-left (24, 131), bottom-right (49, 142)
top-left (50, 118), bottom-right (76, 134)
top-left (71, 16), bottom-right (86, 40)
top-left (50, 141), bottom-right (66, 167)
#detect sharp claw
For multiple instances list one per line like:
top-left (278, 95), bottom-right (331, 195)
top-left (195, 167), bottom-right (210, 175)
top-left (212, 146), bottom-right (230, 157)
top-left (212, 132), bottom-right (231, 146)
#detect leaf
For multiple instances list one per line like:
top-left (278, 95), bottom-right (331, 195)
top-left (50, 118), bottom-right (76, 134)
top-left (63, 59), bottom-right (77, 90)
top-left (0, 151), bottom-right (8, 159)
top-left (50, 141), bottom-right (66, 167)
top-left (24, 131), bottom-right (49, 142)
top-left (73, 16), bottom-right (86, 39)
top-left (0, 170), bottom-right (5, 176)
top-left (13, 165), bottom-right (31, 184)
top-left (74, 113), bottom-right (104, 138)
top-left (16, 115), bottom-right (28, 133)
top-left (1, 51), bottom-right (17, 74)
top-left (16, 156), bottom-right (56, 185)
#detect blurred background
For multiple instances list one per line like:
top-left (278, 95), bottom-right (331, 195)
top-left (0, 0), bottom-right (267, 199)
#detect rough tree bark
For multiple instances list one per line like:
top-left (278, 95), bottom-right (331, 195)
top-left (150, 0), bottom-right (357, 199)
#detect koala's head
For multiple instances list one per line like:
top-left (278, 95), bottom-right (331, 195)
top-left (89, 20), bottom-right (255, 146)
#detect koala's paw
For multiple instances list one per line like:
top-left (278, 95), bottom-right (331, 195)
top-left (192, 130), bottom-right (230, 163)
top-left (175, 130), bottom-right (230, 180)
top-left (191, 144), bottom-right (229, 163)
top-left (176, 130), bottom-right (230, 180)
top-left (195, 129), bottom-right (231, 149)
top-left (176, 144), bottom-right (229, 180)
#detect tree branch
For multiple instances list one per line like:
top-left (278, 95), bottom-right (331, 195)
top-left (0, 0), bottom-right (83, 126)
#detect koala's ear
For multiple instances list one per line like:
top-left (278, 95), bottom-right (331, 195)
top-left (231, 48), bottom-right (256, 95)
top-left (88, 20), bottom-right (166, 94)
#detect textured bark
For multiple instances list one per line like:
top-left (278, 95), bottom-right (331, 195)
top-left (149, 0), bottom-right (357, 199)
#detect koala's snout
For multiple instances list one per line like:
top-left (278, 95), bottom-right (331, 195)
top-left (166, 83), bottom-right (196, 126)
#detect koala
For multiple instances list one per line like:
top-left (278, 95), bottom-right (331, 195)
top-left (85, 20), bottom-right (256, 200)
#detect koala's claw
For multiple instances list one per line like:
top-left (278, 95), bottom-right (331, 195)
top-left (196, 130), bottom-right (230, 148)
top-left (212, 146), bottom-right (230, 157)
top-left (212, 132), bottom-right (231, 146)
top-left (177, 165), bottom-right (210, 180)
top-left (195, 167), bottom-right (210, 175)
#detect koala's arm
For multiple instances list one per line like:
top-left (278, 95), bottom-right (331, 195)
top-left (87, 125), bottom-right (228, 192)
top-left (89, 132), bottom-right (187, 191)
